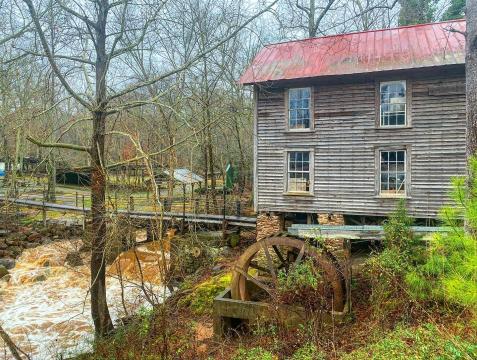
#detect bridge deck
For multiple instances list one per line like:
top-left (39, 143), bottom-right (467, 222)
top-left (0, 197), bottom-right (257, 228)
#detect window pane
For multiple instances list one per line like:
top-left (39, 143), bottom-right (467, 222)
top-left (380, 150), bottom-right (406, 195)
top-left (288, 151), bottom-right (311, 193)
top-left (289, 88), bottom-right (311, 129)
top-left (380, 81), bottom-right (406, 126)
top-left (381, 174), bottom-right (389, 191)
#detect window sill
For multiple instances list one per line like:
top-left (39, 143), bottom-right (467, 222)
top-left (375, 125), bottom-right (412, 130)
top-left (283, 192), bottom-right (314, 197)
top-left (285, 128), bottom-right (315, 134)
top-left (375, 194), bottom-right (410, 199)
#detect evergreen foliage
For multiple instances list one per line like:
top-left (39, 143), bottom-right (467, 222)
top-left (441, 0), bottom-right (466, 21)
top-left (406, 159), bottom-right (477, 308)
top-left (398, 0), bottom-right (438, 26)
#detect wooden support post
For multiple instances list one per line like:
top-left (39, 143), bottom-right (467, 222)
top-left (181, 183), bottom-right (186, 234)
top-left (344, 238), bottom-right (352, 313)
top-left (194, 198), bottom-right (199, 214)
top-left (129, 196), bottom-right (135, 211)
top-left (82, 195), bottom-right (86, 230)
top-left (42, 185), bottom-right (47, 227)
top-left (236, 201), bottom-right (241, 217)
top-left (222, 187), bottom-right (227, 239)
top-left (75, 191), bottom-right (78, 208)
top-left (222, 187), bottom-right (226, 216)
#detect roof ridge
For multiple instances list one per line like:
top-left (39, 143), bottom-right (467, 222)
top-left (264, 19), bottom-right (465, 48)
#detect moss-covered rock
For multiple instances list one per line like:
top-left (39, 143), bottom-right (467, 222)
top-left (178, 273), bottom-right (231, 315)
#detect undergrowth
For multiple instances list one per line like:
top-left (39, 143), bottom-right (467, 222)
top-left (405, 158), bottom-right (477, 308)
top-left (340, 323), bottom-right (477, 360)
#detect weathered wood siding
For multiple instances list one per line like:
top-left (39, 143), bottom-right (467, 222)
top-left (255, 72), bottom-right (466, 218)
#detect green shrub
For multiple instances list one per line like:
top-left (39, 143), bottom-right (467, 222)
top-left (405, 157), bottom-right (477, 308)
top-left (233, 346), bottom-right (275, 360)
top-left (382, 199), bottom-right (417, 251)
top-left (289, 342), bottom-right (325, 360)
top-left (277, 257), bottom-right (320, 293)
top-left (364, 201), bottom-right (421, 318)
top-left (340, 323), bottom-right (477, 360)
top-left (276, 257), bottom-right (328, 310)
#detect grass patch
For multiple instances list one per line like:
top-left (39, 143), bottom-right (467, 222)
top-left (340, 323), bottom-right (477, 360)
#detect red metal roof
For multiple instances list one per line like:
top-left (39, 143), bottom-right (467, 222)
top-left (239, 20), bottom-right (466, 85)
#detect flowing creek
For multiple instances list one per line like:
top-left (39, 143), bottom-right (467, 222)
top-left (0, 232), bottom-right (171, 359)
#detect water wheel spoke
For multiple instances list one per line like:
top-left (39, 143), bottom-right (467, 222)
top-left (234, 266), bottom-right (272, 294)
top-left (290, 244), bottom-right (306, 271)
top-left (250, 261), bottom-right (271, 274)
top-left (272, 245), bottom-right (286, 265)
top-left (261, 242), bottom-right (277, 281)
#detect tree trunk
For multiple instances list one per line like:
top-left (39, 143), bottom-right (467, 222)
top-left (46, 152), bottom-right (56, 201)
top-left (207, 129), bottom-right (217, 211)
top-left (466, 1), bottom-right (477, 160)
top-left (90, 0), bottom-right (113, 337)
top-left (166, 133), bottom-right (175, 211)
top-left (204, 144), bottom-right (209, 213)
top-left (90, 111), bottom-right (113, 337)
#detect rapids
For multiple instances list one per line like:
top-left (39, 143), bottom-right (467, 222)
top-left (0, 234), bottom-right (171, 359)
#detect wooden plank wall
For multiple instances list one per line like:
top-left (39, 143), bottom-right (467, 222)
top-left (255, 72), bottom-right (466, 218)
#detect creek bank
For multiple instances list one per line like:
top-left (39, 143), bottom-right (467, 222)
top-left (0, 222), bottom-right (83, 262)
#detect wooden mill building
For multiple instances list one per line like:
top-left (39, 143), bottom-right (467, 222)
top-left (240, 20), bottom-right (466, 233)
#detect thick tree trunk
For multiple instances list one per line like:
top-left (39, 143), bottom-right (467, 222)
top-left (90, 0), bottom-right (113, 337)
top-left (466, 1), bottom-right (477, 159)
top-left (90, 111), bottom-right (113, 336)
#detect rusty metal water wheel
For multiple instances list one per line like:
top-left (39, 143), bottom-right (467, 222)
top-left (230, 236), bottom-right (346, 313)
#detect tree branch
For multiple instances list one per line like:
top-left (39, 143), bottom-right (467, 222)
top-left (107, 0), bottom-right (278, 102)
top-left (15, 48), bottom-right (95, 65)
top-left (22, 0), bottom-right (92, 110)
top-left (0, 324), bottom-right (30, 360)
top-left (0, 21), bottom-right (32, 46)
top-left (446, 26), bottom-right (466, 37)
top-left (26, 135), bottom-right (90, 152)
top-left (58, 2), bottom-right (98, 30)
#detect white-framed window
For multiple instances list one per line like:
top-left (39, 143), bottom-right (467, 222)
top-left (380, 81), bottom-right (406, 127)
top-left (288, 88), bottom-right (311, 130)
top-left (380, 149), bottom-right (406, 196)
top-left (287, 151), bottom-right (311, 193)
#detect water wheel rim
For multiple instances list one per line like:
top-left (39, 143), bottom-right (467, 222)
top-left (230, 236), bottom-right (346, 313)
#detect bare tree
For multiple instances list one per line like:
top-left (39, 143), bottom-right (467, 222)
top-left (20, 0), bottom-right (277, 337)
top-left (276, 0), bottom-right (399, 38)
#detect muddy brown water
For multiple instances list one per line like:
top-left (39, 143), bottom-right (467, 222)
top-left (0, 233), bottom-right (172, 359)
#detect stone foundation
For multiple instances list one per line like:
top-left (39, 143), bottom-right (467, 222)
top-left (256, 212), bottom-right (284, 241)
top-left (318, 213), bottom-right (345, 226)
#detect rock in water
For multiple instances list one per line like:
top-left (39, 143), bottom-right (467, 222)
top-left (0, 258), bottom-right (15, 270)
top-left (65, 251), bottom-right (84, 267)
top-left (0, 265), bottom-right (9, 279)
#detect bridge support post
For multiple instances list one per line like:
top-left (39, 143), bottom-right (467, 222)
top-left (42, 186), bottom-right (47, 227)
top-left (181, 184), bottom-right (186, 234)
